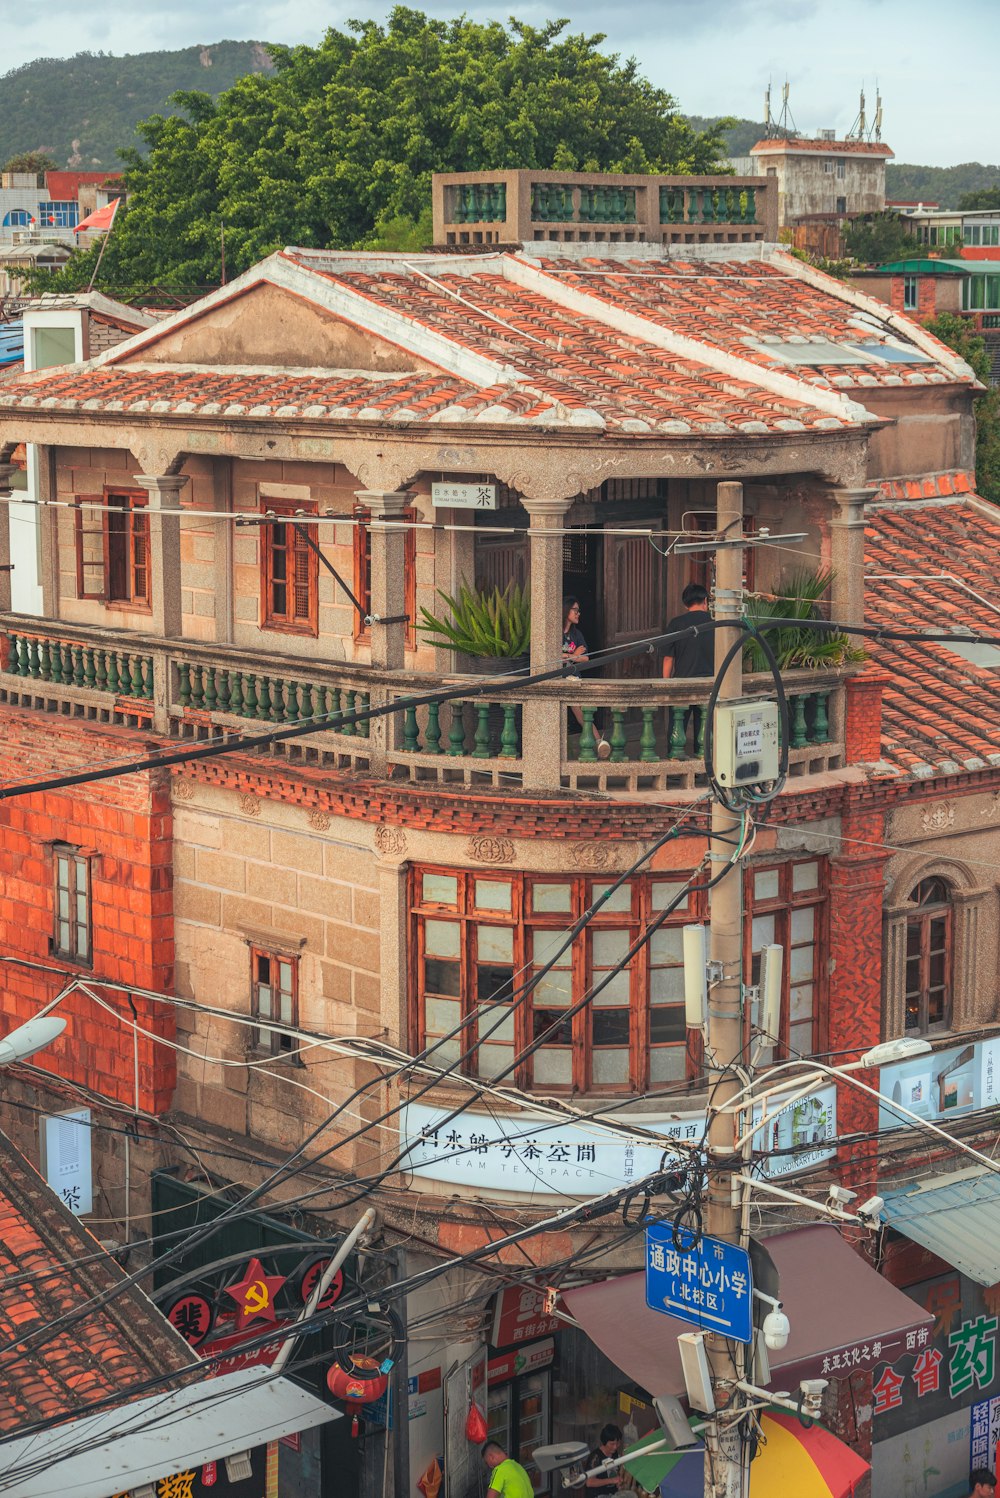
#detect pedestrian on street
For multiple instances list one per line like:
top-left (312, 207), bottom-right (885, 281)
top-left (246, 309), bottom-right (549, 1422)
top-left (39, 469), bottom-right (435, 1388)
top-left (483, 1439), bottom-right (535, 1498)
top-left (969, 1470), bottom-right (996, 1498)
top-left (585, 1424), bottom-right (625, 1493)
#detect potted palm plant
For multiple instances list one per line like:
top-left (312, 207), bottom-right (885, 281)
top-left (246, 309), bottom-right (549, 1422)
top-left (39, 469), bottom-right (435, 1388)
top-left (419, 582), bottom-right (531, 675)
top-left (742, 569), bottom-right (865, 671)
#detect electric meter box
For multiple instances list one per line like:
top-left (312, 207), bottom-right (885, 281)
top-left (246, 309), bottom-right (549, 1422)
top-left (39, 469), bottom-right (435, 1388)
top-left (713, 699), bottom-right (780, 787)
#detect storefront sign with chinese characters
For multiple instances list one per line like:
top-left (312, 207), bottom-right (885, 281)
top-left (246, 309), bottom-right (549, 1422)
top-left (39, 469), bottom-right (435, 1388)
top-left (491, 1284), bottom-right (561, 1347)
top-left (401, 1088), bottom-right (838, 1198)
top-left (970, 1390), bottom-right (1000, 1475)
top-left (41, 1108), bottom-right (93, 1216)
top-left (110, 1447), bottom-right (268, 1498)
top-left (488, 1338), bottom-right (555, 1385)
top-left (431, 482), bottom-right (497, 509)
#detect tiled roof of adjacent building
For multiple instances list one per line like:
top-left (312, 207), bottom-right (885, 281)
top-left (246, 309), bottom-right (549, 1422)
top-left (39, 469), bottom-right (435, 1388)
top-left (864, 493), bottom-right (1000, 779)
top-left (0, 243), bottom-right (971, 435)
top-left (750, 138), bottom-right (894, 157)
top-left (0, 1125), bottom-right (196, 1434)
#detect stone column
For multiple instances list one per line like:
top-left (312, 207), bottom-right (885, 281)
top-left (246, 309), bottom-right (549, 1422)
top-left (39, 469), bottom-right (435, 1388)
top-left (952, 887), bottom-right (988, 1031)
top-left (521, 495), bottom-right (574, 791)
top-left (36, 444), bottom-right (60, 619)
top-left (211, 457), bottom-right (234, 645)
top-left (355, 489), bottom-right (410, 671)
top-left (0, 462), bottom-right (15, 614)
top-left (882, 904), bottom-right (909, 1039)
top-left (829, 487), bottom-right (876, 625)
top-left (132, 473), bottom-right (188, 638)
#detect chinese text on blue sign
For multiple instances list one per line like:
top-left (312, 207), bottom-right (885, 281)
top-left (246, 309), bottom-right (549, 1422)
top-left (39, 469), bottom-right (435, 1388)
top-left (645, 1223), bottom-right (753, 1344)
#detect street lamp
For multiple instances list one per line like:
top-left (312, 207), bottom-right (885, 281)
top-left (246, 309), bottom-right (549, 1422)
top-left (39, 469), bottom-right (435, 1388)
top-left (0, 1015), bottom-right (67, 1066)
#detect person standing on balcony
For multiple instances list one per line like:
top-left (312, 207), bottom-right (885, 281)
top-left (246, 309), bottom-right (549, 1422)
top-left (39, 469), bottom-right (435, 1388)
top-left (661, 583), bottom-right (714, 681)
top-left (563, 596), bottom-right (611, 759)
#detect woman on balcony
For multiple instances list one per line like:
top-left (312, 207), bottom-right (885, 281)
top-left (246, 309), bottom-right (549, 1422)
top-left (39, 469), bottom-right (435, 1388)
top-left (563, 596), bottom-right (611, 760)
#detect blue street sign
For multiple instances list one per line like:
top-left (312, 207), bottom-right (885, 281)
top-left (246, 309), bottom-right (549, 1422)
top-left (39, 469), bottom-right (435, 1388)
top-left (645, 1222), bottom-right (754, 1344)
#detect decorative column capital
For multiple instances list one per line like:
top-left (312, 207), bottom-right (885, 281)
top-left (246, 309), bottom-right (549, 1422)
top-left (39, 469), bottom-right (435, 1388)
top-left (830, 486), bottom-right (878, 526)
top-left (132, 473), bottom-right (190, 505)
top-left (522, 494), bottom-right (575, 521)
top-left (355, 489), bottom-right (412, 518)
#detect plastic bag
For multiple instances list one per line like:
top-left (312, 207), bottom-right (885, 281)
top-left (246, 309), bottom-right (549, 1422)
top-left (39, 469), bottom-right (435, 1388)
top-left (465, 1400), bottom-right (488, 1444)
top-left (417, 1456), bottom-right (443, 1498)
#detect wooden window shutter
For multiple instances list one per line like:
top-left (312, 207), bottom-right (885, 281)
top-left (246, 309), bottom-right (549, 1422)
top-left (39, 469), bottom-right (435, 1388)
top-left (131, 504), bottom-right (150, 605)
top-left (291, 525), bottom-right (311, 621)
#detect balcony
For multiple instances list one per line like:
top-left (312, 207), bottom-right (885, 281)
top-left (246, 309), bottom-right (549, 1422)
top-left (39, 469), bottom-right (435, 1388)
top-left (0, 619), bottom-right (850, 796)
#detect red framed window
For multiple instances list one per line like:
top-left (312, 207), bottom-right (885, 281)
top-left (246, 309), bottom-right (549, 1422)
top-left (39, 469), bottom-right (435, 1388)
top-left (74, 490), bottom-right (150, 608)
top-left (744, 857), bottom-right (828, 1060)
top-left (352, 505), bottom-right (417, 647)
top-left (261, 502), bottom-right (318, 635)
top-left (250, 947), bottom-right (299, 1056)
top-left (51, 845), bottom-right (91, 964)
top-left (410, 868), bottom-right (704, 1093)
top-left (904, 878), bottom-right (953, 1034)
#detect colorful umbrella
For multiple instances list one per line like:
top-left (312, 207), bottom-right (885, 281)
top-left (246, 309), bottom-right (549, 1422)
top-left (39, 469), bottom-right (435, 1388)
top-left (624, 1411), bottom-right (869, 1498)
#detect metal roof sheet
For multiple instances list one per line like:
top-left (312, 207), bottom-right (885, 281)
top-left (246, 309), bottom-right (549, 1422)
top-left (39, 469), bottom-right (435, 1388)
top-left (883, 1166), bottom-right (1000, 1286)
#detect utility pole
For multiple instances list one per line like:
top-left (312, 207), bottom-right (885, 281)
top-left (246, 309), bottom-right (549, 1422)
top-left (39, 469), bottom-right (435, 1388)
top-left (702, 480), bottom-right (749, 1498)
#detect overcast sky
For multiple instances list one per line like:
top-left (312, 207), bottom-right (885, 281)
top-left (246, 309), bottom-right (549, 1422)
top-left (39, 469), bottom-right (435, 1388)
top-left (3, 0), bottom-right (998, 167)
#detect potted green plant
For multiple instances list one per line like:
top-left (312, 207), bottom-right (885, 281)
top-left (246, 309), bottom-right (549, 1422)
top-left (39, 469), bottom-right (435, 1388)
top-left (742, 569), bottom-right (865, 671)
top-left (419, 582), bottom-right (531, 675)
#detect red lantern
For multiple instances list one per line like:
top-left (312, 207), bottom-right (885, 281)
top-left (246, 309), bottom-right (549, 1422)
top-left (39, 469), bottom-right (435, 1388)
top-left (327, 1355), bottom-right (388, 1437)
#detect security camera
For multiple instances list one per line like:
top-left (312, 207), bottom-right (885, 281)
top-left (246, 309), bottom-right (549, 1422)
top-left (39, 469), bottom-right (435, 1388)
top-left (799, 1378), bottom-right (828, 1420)
top-left (827, 1184), bottom-right (857, 1207)
top-left (762, 1305), bottom-right (790, 1351)
top-left (856, 1195), bottom-right (885, 1224)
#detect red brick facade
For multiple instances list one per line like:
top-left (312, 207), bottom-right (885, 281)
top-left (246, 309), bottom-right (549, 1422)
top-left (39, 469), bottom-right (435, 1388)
top-left (0, 710), bottom-right (175, 1113)
top-left (845, 667), bottom-right (890, 765)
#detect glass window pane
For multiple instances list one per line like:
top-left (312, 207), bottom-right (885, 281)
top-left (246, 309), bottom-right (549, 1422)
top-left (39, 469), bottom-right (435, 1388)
top-left (58, 889), bottom-right (70, 920)
top-left (533, 1010), bottom-right (573, 1045)
top-left (650, 1006), bottom-right (685, 1045)
top-left (277, 960), bottom-right (293, 992)
top-left (477, 925), bottom-right (513, 963)
top-left (788, 1020), bottom-right (814, 1057)
top-left (652, 881), bottom-right (689, 912)
top-left (257, 983), bottom-right (273, 1018)
top-left (792, 861), bottom-right (819, 892)
top-left (425, 919), bottom-right (461, 958)
top-left (752, 915), bottom-right (776, 948)
top-left (593, 1010), bottom-right (630, 1046)
top-left (650, 927), bottom-right (685, 964)
top-left (425, 997), bottom-right (460, 1034)
top-left (592, 1049), bottom-right (629, 1084)
top-left (532, 930), bottom-right (573, 967)
top-left (533, 883), bottom-right (573, 913)
top-left (424, 957), bottom-right (461, 996)
top-left (594, 968), bottom-right (630, 1004)
top-left (651, 970), bottom-right (685, 1004)
top-left (475, 880), bottom-right (511, 912)
top-left (534, 1049), bottom-right (573, 1084)
top-left (592, 883), bottom-right (632, 913)
top-left (592, 930), bottom-right (630, 966)
top-left (790, 983), bottom-right (814, 1022)
top-left (75, 894), bottom-right (88, 924)
top-left (57, 919), bottom-right (70, 948)
top-left (279, 988), bottom-right (294, 1024)
top-left (790, 907), bottom-right (814, 942)
top-left (790, 944), bottom-right (815, 980)
top-left (477, 1006), bottom-right (515, 1042)
top-left (650, 1047), bottom-right (686, 1083)
top-left (423, 873), bottom-right (458, 905)
top-left (477, 1044), bottom-right (515, 1079)
top-left (533, 970), bottom-right (572, 1006)
top-left (754, 870), bottom-right (780, 901)
top-left (429, 1035), bottom-right (461, 1065)
top-left (76, 862), bottom-right (88, 892)
top-left (477, 963), bottom-right (513, 1004)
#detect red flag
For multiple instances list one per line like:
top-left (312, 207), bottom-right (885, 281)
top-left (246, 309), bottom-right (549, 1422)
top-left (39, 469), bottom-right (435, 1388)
top-left (73, 198), bottom-right (121, 234)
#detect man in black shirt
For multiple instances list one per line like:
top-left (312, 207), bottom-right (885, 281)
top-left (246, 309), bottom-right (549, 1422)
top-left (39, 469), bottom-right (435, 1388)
top-left (662, 583), bottom-right (714, 681)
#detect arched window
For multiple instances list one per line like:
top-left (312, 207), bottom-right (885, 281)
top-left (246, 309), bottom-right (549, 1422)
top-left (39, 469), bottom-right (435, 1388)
top-left (905, 878), bottom-right (952, 1033)
top-left (2, 209), bottom-right (31, 228)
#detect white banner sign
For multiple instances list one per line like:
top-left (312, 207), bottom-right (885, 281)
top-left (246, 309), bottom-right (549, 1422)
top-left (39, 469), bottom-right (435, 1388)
top-left (42, 1107), bottom-right (93, 1215)
top-left (431, 482), bottom-right (497, 510)
top-left (401, 1086), bottom-right (837, 1198)
top-left (878, 1035), bottom-right (1000, 1131)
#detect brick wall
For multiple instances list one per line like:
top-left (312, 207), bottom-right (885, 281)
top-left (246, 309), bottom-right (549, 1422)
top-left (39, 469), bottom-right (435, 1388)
top-left (845, 667), bottom-right (889, 764)
top-left (887, 276), bottom-right (938, 318)
top-left (0, 708), bottom-right (175, 1113)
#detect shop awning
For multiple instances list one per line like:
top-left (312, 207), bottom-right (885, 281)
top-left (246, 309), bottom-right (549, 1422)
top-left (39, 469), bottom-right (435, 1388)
top-left (883, 1166), bottom-right (1000, 1287)
top-left (562, 1224), bottom-right (932, 1394)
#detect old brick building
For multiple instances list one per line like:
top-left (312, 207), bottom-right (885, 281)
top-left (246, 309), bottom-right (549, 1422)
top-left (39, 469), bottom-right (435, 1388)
top-left (0, 237), bottom-right (997, 1495)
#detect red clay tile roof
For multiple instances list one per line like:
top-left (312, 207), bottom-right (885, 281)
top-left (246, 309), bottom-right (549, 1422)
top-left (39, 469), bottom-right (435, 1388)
top-left (0, 1126), bottom-right (195, 1433)
top-left (865, 495), bottom-right (1000, 778)
top-left (516, 256), bottom-right (951, 392)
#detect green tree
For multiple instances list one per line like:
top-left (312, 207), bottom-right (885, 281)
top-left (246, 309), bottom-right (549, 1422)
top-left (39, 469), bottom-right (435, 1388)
top-left (844, 212), bottom-right (919, 266)
top-left (33, 8), bottom-right (730, 297)
top-left (2, 150), bottom-right (57, 175)
top-left (923, 313), bottom-right (1000, 504)
top-left (958, 187), bottom-right (1000, 211)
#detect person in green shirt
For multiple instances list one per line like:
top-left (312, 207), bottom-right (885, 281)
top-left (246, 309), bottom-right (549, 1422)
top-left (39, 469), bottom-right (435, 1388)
top-left (483, 1439), bottom-right (535, 1498)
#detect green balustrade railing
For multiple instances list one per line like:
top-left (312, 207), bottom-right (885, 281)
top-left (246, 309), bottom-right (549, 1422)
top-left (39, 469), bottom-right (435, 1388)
top-left (398, 699), bottom-right (521, 760)
top-left (660, 184), bottom-right (758, 227)
top-left (568, 692), bottom-right (832, 763)
top-left (530, 183), bottom-right (575, 222)
top-left (179, 661), bottom-right (370, 736)
top-left (450, 182), bottom-right (507, 224)
top-left (578, 186), bottom-right (637, 224)
top-left (5, 631), bottom-right (153, 702)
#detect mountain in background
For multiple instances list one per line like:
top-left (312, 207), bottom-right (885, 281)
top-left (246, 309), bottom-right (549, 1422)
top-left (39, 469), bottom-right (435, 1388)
top-left (687, 114), bottom-right (1000, 208)
top-left (0, 42), bottom-right (275, 169)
